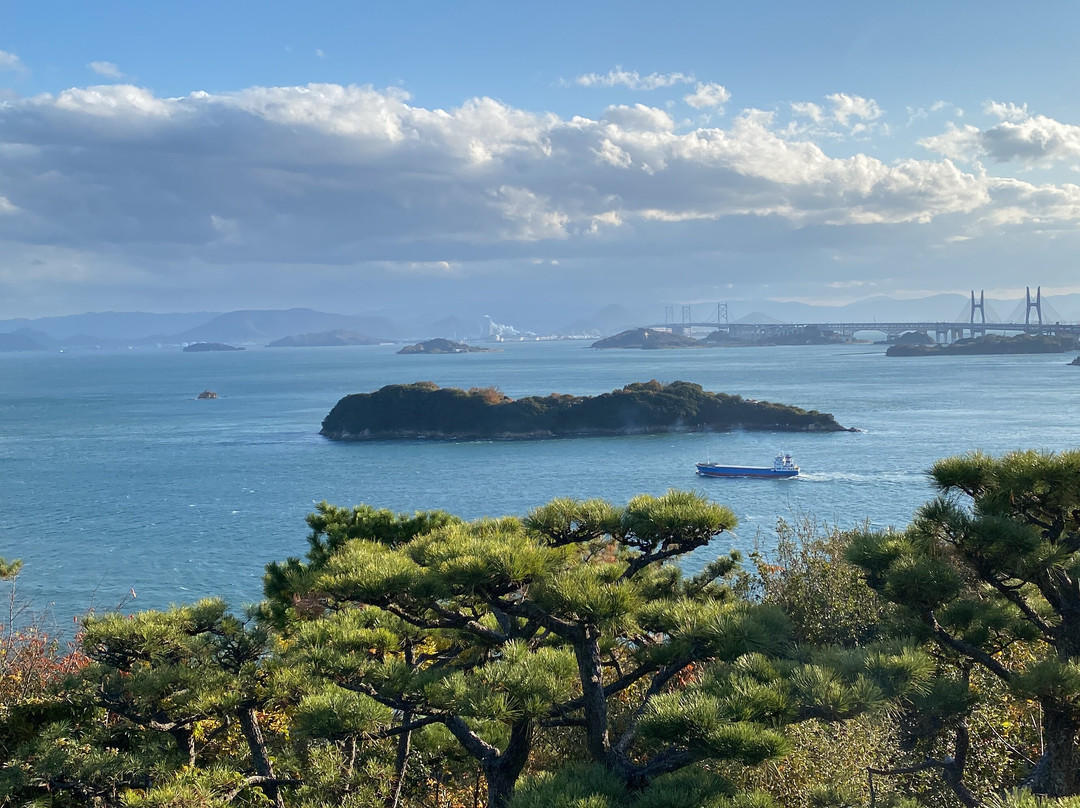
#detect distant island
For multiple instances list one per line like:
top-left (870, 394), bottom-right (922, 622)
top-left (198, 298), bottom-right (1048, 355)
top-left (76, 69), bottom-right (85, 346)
top-left (320, 380), bottom-right (853, 440)
top-left (590, 329), bottom-right (705, 349)
top-left (183, 342), bottom-right (244, 352)
top-left (397, 338), bottom-right (493, 355)
top-left (0, 330), bottom-right (50, 352)
top-left (591, 326), bottom-right (848, 350)
top-left (268, 330), bottom-right (384, 347)
top-left (702, 325), bottom-right (846, 347)
top-left (886, 333), bottom-right (1079, 357)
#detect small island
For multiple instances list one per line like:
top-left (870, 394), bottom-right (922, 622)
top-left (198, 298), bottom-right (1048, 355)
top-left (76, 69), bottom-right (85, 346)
top-left (397, 338), bottom-right (493, 355)
top-left (590, 328), bottom-right (705, 350)
top-left (886, 333), bottom-right (1079, 357)
top-left (268, 330), bottom-right (383, 347)
top-left (702, 325), bottom-right (846, 347)
top-left (183, 342), bottom-right (244, 352)
top-left (320, 380), bottom-right (853, 440)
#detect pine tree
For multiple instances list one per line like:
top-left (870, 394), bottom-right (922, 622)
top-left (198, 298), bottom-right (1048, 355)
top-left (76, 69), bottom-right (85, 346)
top-left (2, 600), bottom-right (295, 807)
top-left (266, 491), bottom-right (916, 808)
top-left (849, 449), bottom-right (1080, 799)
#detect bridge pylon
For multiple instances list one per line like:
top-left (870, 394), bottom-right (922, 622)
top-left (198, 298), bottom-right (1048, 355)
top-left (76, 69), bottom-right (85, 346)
top-left (970, 290), bottom-right (985, 324)
top-left (968, 290), bottom-right (986, 339)
top-left (1026, 286), bottom-right (1043, 328)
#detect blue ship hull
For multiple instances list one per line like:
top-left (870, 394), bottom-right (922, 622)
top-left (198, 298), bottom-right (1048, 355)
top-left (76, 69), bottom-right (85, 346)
top-left (695, 462), bottom-right (798, 479)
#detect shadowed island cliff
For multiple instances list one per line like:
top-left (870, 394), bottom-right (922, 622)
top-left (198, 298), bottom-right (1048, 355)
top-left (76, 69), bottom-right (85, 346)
top-left (320, 380), bottom-right (853, 440)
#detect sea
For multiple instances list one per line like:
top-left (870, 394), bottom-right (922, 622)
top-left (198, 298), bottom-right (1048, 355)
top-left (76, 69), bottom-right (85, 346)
top-left (2, 340), bottom-right (1078, 628)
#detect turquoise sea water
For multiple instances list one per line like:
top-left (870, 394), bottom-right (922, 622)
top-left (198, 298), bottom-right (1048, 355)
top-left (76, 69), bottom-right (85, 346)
top-left (2, 340), bottom-right (1079, 625)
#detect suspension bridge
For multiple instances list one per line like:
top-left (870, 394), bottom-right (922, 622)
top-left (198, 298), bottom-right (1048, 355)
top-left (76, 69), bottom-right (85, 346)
top-left (650, 288), bottom-right (1080, 342)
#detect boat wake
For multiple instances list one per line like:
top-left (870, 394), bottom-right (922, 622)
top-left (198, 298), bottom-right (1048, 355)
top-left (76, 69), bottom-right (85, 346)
top-left (797, 471), bottom-right (924, 484)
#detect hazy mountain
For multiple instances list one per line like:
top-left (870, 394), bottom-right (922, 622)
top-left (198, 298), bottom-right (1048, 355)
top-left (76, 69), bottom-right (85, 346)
top-left (4, 291), bottom-right (1078, 351)
top-left (267, 330), bottom-right (385, 347)
top-left (421, 316), bottom-right (485, 341)
top-left (559, 304), bottom-right (645, 336)
top-left (172, 309), bottom-right (407, 344)
top-left (734, 311), bottom-right (787, 325)
top-left (723, 294), bottom-right (972, 325)
top-left (0, 311), bottom-right (219, 341)
top-left (0, 328), bottom-right (54, 351)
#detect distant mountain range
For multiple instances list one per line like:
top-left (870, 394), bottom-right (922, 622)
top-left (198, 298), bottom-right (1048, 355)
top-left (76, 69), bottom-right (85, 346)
top-left (3, 293), bottom-right (1080, 352)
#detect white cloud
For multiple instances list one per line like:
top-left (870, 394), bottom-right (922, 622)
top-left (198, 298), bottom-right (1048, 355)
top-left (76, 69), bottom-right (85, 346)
top-left (985, 101), bottom-right (1029, 122)
top-left (3, 80), bottom-right (1080, 318)
top-left (89, 61), bottom-right (125, 79)
top-left (315, 49), bottom-right (325, 59)
top-left (921, 103), bottom-right (1080, 168)
top-left (791, 102), bottom-right (824, 124)
top-left (0, 50), bottom-right (25, 72)
top-left (571, 67), bottom-right (694, 90)
top-left (826, 93), bottom-right (883, 133)
top-left (593, 138), bottom-right (632, 168)
top-left (45, 84), bottom-right (176, 119)
top-left (683, 82), bottom-right (730, 110)
top-left (492, 186), bottom-right (569, 241)
top-left (602, 104), bottom-right (675, 132)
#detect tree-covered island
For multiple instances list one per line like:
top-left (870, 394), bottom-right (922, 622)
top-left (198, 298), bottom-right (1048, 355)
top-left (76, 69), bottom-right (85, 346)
top-left (590, 328), bottom-right (705, 349)
top-left (886, 332), bottom-right (1079, 357)
top-left (319, 380), bottom-right (852, 440)
top-left (397, 338), bottom-right (494, 354)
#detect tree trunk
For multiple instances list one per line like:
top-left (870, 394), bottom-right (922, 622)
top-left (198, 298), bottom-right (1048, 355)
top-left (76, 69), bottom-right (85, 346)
top-left (573, 628), bottom-right (611, 765)
top-left (484, 721), bottom-right (534, 808)
top-left (386, 711), bottom-right (412, 808)
top-left (169, 726), bottom-right (196, 768)
top-left (239, 707), bottom-right (286, 808)
top-left (1025, 700), bottom-right (1080, 796)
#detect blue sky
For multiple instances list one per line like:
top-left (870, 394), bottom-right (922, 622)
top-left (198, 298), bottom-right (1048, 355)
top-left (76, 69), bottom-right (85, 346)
top-left (4, 1), bottom-right (1080, 324)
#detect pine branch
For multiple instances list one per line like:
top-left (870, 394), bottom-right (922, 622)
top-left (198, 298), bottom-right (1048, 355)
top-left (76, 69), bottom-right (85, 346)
top-left (867, 726), bottom-right (979, 808)
top-left (984, 574), bottom-right (1055, 638)
top-left (928, 611), bottom-right (1014, 683)
top-left (224, 776), bottom-right (304, 804)
top-left (613, 654), bottom-right (694, 757)
top-left (444, 714), bottom-right (500, 761)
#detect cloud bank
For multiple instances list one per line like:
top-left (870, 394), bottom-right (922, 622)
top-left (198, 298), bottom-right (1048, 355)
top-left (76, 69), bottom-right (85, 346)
top-left (2, 76), bottom-right (1080, 319)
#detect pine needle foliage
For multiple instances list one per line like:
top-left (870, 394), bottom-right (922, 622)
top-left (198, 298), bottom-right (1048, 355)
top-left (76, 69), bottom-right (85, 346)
top-left (266, 489), bottom-right (847, 807)
top-left (0, 599), bottom-right (295, 808)
top-left (848, 449), bottom-right (1080, 798)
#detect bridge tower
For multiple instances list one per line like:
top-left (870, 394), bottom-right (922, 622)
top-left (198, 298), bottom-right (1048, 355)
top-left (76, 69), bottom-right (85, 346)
top-left (664, 306), bottom-right (674, 326)
top-left (716, 302), bottom-right (728, 326)
top-left (969, 290), bottom-right (986, 339)
top-left (1025, 286), bottom-right (1043, 328)
top-left (970, 290), bottom-right (985, 324)
top-left (677, 305), bottom-right (691, 335)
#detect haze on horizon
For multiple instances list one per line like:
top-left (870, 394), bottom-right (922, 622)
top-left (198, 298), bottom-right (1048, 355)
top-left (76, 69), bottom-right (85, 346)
top-left (4, 1), bottom-right (1080, 325)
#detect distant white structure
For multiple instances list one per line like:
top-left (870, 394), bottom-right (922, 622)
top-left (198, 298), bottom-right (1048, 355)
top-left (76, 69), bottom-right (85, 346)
top-left (483, 314), bottom-right (529, 341)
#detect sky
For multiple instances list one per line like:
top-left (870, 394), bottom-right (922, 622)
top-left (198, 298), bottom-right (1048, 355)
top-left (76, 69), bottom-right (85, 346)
top-left (4, 1), bottom-right (1080, 325)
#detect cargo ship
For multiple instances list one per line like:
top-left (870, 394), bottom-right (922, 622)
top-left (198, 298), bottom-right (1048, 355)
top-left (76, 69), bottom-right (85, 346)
top-left (695, 452), bottom-right (799, 479)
